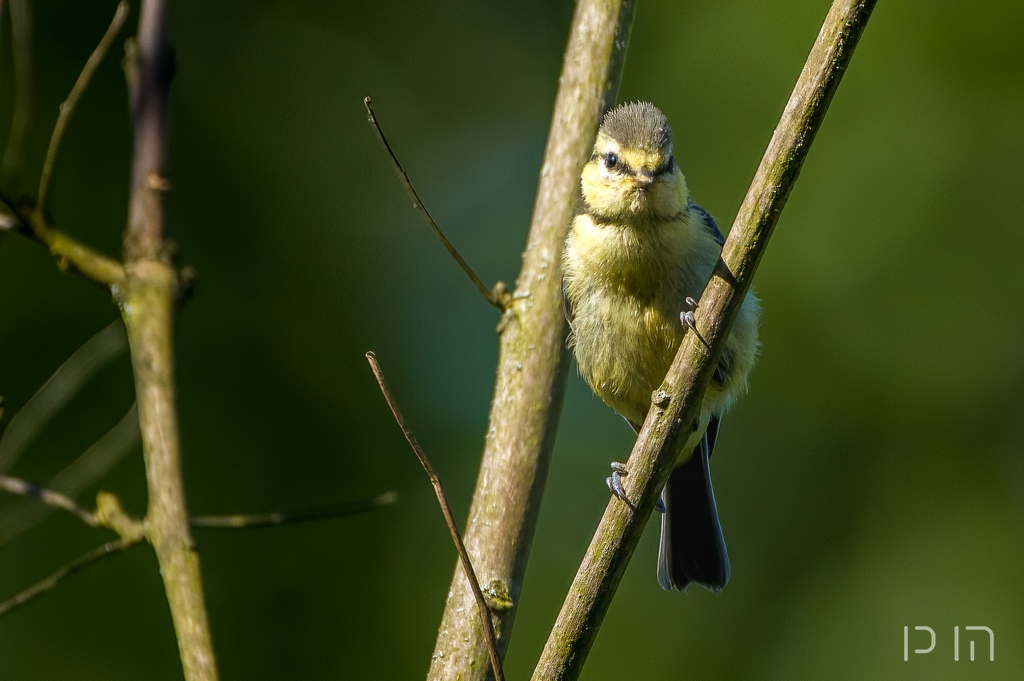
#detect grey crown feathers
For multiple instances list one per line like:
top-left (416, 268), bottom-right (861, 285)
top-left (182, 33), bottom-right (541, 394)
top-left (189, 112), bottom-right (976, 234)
top-left (600, 102), bottom-right (673, 155)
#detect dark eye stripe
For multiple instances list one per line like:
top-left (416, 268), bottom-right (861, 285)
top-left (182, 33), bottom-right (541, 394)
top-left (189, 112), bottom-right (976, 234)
top-left (654, 155), bottom-right (675, 176)
top-left (602, 152), bottom-right (634, 175)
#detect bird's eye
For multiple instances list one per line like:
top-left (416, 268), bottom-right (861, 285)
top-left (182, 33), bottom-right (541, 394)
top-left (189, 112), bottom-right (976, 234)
top-left (604, 153), bottom-right (618, 170)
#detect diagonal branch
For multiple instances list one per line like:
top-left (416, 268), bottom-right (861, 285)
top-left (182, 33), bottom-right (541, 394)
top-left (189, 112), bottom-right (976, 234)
top-left (0, 203), bottom-right (126, 287)
top-left (363, 97), bottom-right (508, 311)
top-left (0, 474), bottom-right (99, 527)
top-left (0, 536), bottom-right (143, 617)
top-left (366, 352), bottom-right (505, 681)
top-left (427, 1), bottom-right (635, 678)
top-left (0, 473), bottom-right (144, 538)
top-left (530, 2), bottom-right (877, 679)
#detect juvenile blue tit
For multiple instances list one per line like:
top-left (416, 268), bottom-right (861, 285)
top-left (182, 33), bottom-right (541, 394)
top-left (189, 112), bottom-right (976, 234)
top-left (561, 102), bottom-right (760, 592)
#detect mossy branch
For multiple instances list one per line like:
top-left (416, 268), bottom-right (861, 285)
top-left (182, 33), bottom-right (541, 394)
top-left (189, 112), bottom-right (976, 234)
top-left (530, 2), bottom-right (877, 679)
top-left (425, 1), bottom-right (635, 679)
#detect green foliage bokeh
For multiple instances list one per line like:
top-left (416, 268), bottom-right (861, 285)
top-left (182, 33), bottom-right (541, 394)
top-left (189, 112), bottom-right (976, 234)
top-left (1, 0), bottom-right (1022, 678)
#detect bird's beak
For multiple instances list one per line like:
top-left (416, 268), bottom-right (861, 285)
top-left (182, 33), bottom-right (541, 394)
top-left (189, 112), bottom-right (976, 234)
top-left (634, 172), bottom-right (655, 190)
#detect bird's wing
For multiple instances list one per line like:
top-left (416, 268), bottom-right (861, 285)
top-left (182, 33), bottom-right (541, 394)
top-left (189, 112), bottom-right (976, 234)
top-left (561, 188), bottom-right (591, 327)
top-left (688, 200), bottom-right (725, 246)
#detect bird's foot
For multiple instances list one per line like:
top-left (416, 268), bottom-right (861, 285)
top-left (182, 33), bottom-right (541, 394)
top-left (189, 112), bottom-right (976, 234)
top-left (680, 309), bottom-right (710, 350)
top-left (605, 462), bottom-right (635, 509)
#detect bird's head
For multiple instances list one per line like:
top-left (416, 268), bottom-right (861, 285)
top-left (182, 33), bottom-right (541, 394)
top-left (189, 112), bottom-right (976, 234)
top-left (581, 102), bottom-right (688, 222)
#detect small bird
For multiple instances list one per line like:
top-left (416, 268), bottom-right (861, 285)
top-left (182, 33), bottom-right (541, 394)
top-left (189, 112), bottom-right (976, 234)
top-left (561, 101), bottom-right (760, 592)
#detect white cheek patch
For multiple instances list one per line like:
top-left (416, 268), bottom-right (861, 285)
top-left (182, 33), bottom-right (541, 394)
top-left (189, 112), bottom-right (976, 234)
top-left (600, 165), bottom-right (625, 181)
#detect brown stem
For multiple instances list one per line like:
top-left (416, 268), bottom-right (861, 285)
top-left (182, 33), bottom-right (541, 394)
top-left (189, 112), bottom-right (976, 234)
top-left (363, 97), bottom-right (508, 310)
top-left (530, 2), bottom-right (877, 679)
top-left (120, 2), bottom-right (219, 680)
top-left (124, 0), bottom-right (172, 261)
top-left (426, 0), bottom-right (635, 679)
top-left (366, 352), bottom-right (505, 681)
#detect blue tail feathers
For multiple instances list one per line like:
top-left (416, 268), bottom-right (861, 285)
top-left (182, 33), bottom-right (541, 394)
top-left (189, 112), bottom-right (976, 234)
top-left (657, 416), bottom-right (730, 592)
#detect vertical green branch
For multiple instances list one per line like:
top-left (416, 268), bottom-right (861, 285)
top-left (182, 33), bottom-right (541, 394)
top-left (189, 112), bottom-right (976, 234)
top-left (425, 1), bottom-right (635, 679)
top-left (119, 1), bottom-right (220, 680)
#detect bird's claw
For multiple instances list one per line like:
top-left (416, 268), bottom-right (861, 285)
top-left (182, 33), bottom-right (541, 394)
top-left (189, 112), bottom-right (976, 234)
top-left (606, 462), bottom-right (635, 509)
top-left (680, 310), bottom-right (710, 350)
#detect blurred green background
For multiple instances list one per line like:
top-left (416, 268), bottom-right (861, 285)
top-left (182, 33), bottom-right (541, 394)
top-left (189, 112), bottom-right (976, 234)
top-left (1, 0), bottom-right (1022, 678)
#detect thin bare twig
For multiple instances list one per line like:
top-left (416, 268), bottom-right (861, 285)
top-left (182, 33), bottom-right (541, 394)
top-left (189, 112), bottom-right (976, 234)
top-left (530, 2), bottom-right (877, 679)
top-left (0, 474), bottom-right (143, 541)
top-left (3, 0), bottom-right (33, 185)
top-left (190, 490), bottom-right (397, 529)
top-left (363, 97), bottom-right (508, 311)
top-left (0, 536), bottom-right (142, 617)
top-left (0, 404), bottom-right (139, 547)
top-left (0, 475), bottom-right (98, 527)
top-left (0, 470), bottom-right (392, 535)
top-left (37, 1), bottom-right (130, 211)
top-left (365, 352), bottom-right (505, 681)
top-left (0, 0), bottom-right (129, 290)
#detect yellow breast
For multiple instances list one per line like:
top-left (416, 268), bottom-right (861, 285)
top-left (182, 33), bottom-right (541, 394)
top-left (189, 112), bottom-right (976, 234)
top-left (562, 210), bottom-right (713, 425)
